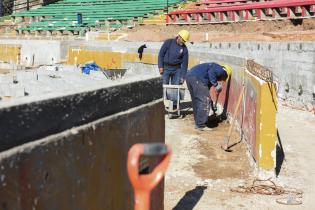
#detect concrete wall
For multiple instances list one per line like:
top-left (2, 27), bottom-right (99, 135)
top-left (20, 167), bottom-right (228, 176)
top-left (191, 41), bottom-right (315, 107)
top-left (0, 39), bottom-right (61, 66)
top-left (1, 38), bottom-right (313, 106)
top-left (61, 40), bottom-right (315, 105)
top-left (0, 99), bottom-right (165, 210)
top-left (0, 76), bottom-right (165, 210)
top-left (0, 78), bottom-right (162, 151)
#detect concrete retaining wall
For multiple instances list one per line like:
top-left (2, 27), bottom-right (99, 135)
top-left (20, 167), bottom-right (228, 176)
top-left (0, 99), bottom-right (165, 210)
top-left (0, 74), bottom-right (164, 210)
top-left (3, 38), bottom-right (313, 106)
top-left (191, 41), bottom-right (315, 107)
top-left (62, 40), bottom-right (314, 105)
top-left (0, 77), bottom-right (162, 151)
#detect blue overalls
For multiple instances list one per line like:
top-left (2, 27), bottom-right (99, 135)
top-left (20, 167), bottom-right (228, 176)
top-left (186, 63), bottom-right (227, 128)
top-left (158, 38), bottom-right (188, 106)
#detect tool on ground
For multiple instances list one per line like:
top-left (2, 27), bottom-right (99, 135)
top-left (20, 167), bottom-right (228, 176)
top-left (221, 85), bottom-right (245, 151)
top-left (210, 92), bottom-right (219, 115)
top-left (163, 84), bottom-right (186, 118)
top-left (127, 143), bottom-right (171, 210)
top-left (231, 178), bottom-right (303, 205)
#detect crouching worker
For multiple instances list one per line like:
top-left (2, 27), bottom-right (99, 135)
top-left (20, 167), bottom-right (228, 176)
top-left (186, 63), bottom-right (232, 131)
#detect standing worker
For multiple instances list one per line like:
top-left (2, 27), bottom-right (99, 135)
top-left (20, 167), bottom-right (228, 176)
top-left (158, 30), bottom-right (190, 112)
top-left (186, 62), bottom-right (232, 131)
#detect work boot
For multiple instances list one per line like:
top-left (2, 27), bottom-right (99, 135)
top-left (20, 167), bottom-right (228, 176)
top-left (195, 126), bottom-right (212, 131)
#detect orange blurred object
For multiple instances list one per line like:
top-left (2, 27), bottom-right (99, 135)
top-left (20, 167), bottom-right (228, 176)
top-left (127, 143), bottom-right (171, 210)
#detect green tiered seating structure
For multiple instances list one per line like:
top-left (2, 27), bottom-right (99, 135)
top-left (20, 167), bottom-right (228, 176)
top-left (12, 0), bottom-right (183, 33)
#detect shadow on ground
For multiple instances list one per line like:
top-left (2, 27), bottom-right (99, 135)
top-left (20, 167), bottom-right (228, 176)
top-left (275, 129), bottom-right (285, 177)
top-left (165, 101), bottom-right (194, 119)
top-left (172, 186), bottom-right (207, 210)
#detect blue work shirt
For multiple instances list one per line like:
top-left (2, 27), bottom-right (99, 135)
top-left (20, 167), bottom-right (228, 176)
top-left (158, 38), bottom-right (189, 79)
top-left (187, 63), bottom-right (227, 87)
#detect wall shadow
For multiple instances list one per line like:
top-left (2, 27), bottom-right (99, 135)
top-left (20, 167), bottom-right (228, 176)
top-left (219, 78), bottom-right (232, 121)
top-left (172, 186), bottom-right (207, 210)
top-left (275, 129), bottom-right (285, 177)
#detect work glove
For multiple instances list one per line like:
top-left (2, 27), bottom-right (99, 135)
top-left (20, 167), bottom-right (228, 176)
top-left (179, 77), bottom-right (185, 85)
top-left (159, 68), bottom-right (164, 75)
top-left (215, 83), bottom-right (222, 93)
top-left (209, 100), bottom-right (217, 113)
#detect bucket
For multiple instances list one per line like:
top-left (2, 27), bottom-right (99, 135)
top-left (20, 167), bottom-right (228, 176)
top-left (165, 86), bottom-right (185, 101)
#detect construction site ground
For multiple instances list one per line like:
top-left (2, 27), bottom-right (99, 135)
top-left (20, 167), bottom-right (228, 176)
top-left (164, 105), bottom-right (315, 209)
top-left (121, 19), bottom-right (315, 42)
top-left (2, 18), bottom-right (315, 42)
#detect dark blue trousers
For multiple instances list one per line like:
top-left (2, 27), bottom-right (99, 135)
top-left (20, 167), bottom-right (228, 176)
top-left (162, 68), bottom-right (181, 85)
top-left (186, 75), bottom-right (209, 128)
top-left (163, 68), bottom-right (181, 106)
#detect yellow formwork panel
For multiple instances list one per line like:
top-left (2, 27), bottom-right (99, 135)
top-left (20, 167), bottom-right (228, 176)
top-left (123, 52), bottom-right (139, 63)
top-left (140, 53), bottom-right (158, 64)
top-left (67, 49), bottom-right (198, 70)
top-left (0, 44), bottom-right (21, 64)
top-left (67, 49), bottom-right (123, 69)
top-left (246, 70), bottom-right (277, 170)
top-left (258, 83), bottom-right (277, 170)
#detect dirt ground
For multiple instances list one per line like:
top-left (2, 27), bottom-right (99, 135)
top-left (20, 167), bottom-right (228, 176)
top-left (164, 105), bottom-right (315, 209)
top-left (2, 18), bottom-right (315, 41)
top-left (121, 19), bottom-right (315, 42)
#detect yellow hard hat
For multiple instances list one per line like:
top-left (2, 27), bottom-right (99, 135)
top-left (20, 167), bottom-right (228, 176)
top-left (178, 30), bottom-right (190, 43)
top-left (221, 64), bottom-right (232, 81)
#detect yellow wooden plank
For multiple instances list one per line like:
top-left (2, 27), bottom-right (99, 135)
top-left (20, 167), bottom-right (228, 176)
top-left (245, 70), bottom-right (277, 170)
top-left (258, 83), bottom-right (277, 170)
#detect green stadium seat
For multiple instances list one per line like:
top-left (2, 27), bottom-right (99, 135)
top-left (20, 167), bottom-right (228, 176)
top-left (13, 0), bottom-right (183, 32)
